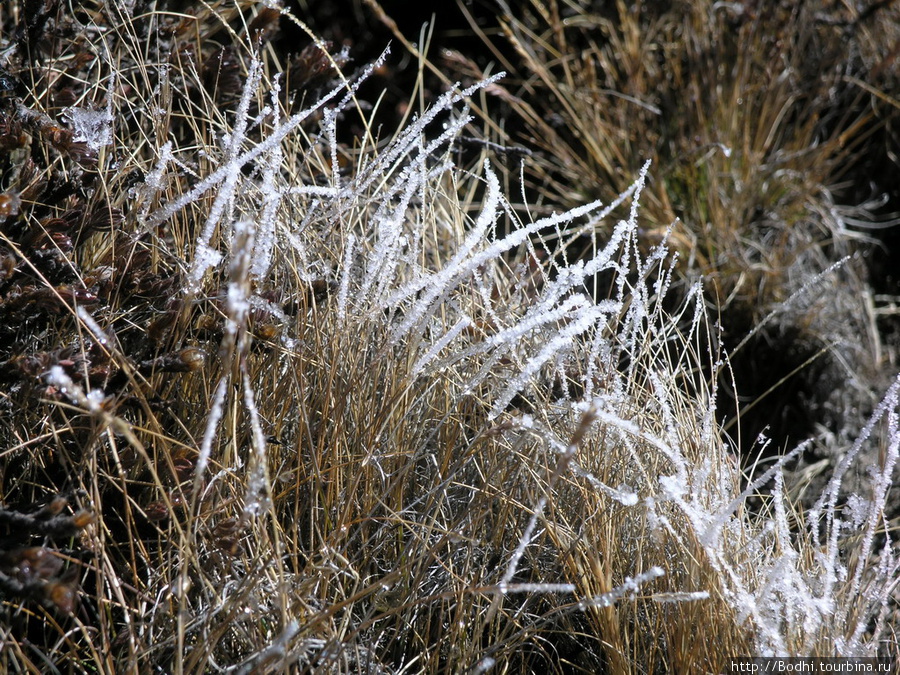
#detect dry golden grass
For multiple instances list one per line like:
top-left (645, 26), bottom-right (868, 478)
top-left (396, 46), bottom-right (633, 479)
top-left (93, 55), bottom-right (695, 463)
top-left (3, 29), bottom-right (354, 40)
top-left (0, 2), bottom-right (897, 674)
top-left (422, 0), bottom-right (900, 453)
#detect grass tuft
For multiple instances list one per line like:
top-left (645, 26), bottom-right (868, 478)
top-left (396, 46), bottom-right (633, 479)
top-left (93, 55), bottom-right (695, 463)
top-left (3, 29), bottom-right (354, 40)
top-left (0, 2), bottom-right (897, 673)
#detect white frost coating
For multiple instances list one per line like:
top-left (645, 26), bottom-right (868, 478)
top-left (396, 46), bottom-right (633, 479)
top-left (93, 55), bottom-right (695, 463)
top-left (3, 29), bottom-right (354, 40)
top-left (65, 73), bottom-right (116, 153)
top-left (195, 377), bottom-right (229, 480)
top-left (659, 473), bottom-right (688, 500)
top-left (578, 567), bottom-right (665, 609)
top-left (500, 496), bottom-right (547, 587)
top-left (65, 106), bottom-right (114, 150)
top-left (286, 185), bottom-right (340, 197)
top-left (251, 143), bottom-right (283, 281)
top-left (46, 365), bottom-right (104, 413)
top-left (86, 388), bottom-right (106, 409)
top-left (141, 140), bottom-right (173, 193)
top-left (651, 591), bottom-right (710, 603)
top-left (337, 233), bottom-right (355, 321)
top-left (345, 73), bottom-right (505, 203)
top-left (185, 56), bottom-right (264, 295)
top-left (144, 49), bottom-right (389, 236)
top-left (472, 657), bottom-right (496, 674)
top-left (386, 184), bottom-right (609, 312)
top-left (411, 314), bottom-right (473, 376)
top-left (189, 245), bottom-right (223, 295)
top-left (76, 306), bottom-right (109, 346)
top-left (570, 464), bottom-right (639, 506)
top-left (242, 371), bottom-right (271, 517)
top-left (495, 583), bottom-right (576, 594)
top-left (249, 295), bottom-right (286, 322)
top-left (488, 308), bottom-right (605, 419)
top-left (482, 294), bottom-right (592, 350)
top-left (361, 114), bottom-right (477, 314)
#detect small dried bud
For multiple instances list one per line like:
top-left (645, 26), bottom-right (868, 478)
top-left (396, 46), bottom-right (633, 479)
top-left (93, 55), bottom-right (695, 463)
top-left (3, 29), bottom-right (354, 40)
top-left (211, 518), bottom-right (244, 556)
top-left (176, 347), bottom-right (206, 372)
top-left (147, 308), bottom-right (179, 342)
top-left (35, 496), bottom-right (68, 518)
top-left (168, 490), bottom-right (188, 511)
top-left (11, 547), bottom-right (63, 581)
top-left (0, 252), bottom-right (16, 280)
top-left (254, 323), bottom-right (279, 340)
top-left (44, 581), bottom-right (77, 614)
top-left (144, 501), bottom-right (169, 522)
top-left (0, 192), bottom-right (21, 217)
top-left (194, 313), bottom-right (221, 336)
top-left (70, 510), bottom-right (94, 529)
top-left (138, 347), bottom-right (206, 374)
top-left (215, 536), bottom-right (242, 556)
top-left (171, 456), bottom-right (194, 483)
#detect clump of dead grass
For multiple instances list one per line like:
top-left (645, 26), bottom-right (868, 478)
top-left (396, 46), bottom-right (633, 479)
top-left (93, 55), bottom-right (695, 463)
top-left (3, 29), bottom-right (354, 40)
top-left (423, 0), bottom-right (900, 456)
top-left (0, 2), bottom-right (897, 674)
